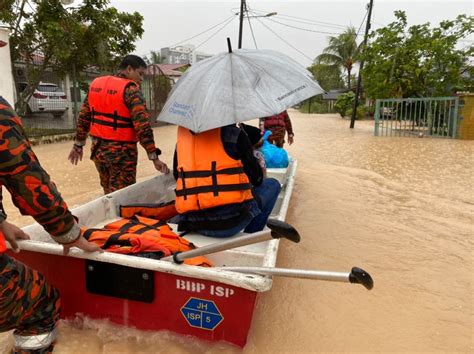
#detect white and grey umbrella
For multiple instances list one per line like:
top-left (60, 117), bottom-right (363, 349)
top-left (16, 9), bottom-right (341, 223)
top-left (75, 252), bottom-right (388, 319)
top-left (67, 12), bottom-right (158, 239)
top-left (157, 46), bottom-right (324, 133)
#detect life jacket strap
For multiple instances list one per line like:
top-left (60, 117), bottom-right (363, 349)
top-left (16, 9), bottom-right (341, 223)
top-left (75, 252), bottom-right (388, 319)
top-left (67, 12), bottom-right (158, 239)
top-left (90, 108), bottom-right (133, 129)
top-left (177, 160), bottom-right (250, 198)
top-left (179, 167), bottom-right (187, 200)
top-left (211, 161), bottom-right (218, 197)
top-left (102, 232), bottom-right (132, 249)
top-left (90, 117), bottom-right (133, 129)
top-left (117, 218), bottom-right (167, 234)
top-left (175, 183), bottom-right (252, 198)
top-left (83, 218), bottom-right (168, 250)
top-left (177, 166), bottom-right (245, 179)
top-left (91, 109), bottom-right (132, 122)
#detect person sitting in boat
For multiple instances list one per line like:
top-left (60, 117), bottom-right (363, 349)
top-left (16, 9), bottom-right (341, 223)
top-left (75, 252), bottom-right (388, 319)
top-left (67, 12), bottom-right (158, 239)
top-left (240, 123), bottom-right (266, 178)
top-left (0, 96), bottom-right (101, 353)
top-left (172, 125), bottom-right (281, 237)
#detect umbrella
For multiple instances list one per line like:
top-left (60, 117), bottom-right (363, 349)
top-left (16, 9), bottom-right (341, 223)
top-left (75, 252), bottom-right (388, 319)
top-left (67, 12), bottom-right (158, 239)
top-left (157, 44), bottom-right (324, 133)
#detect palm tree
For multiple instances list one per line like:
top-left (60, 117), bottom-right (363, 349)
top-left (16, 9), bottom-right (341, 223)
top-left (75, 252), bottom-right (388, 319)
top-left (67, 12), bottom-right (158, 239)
top-left (316, 26), bottom-right (358, 89)
top-left (144, 50), bottom-right (166, 65)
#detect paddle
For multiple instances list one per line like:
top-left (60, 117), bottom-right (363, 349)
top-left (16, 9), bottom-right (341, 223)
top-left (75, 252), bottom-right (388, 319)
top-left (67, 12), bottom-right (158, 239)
top-left (220, 266), bottom-right (374, 290)
top-left (161, 219), bottom-right (300, 264)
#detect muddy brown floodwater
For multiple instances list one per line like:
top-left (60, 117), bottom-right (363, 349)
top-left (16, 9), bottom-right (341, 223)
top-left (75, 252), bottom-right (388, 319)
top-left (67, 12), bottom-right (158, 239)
top-left (1, 111), bottom-right (472, 353)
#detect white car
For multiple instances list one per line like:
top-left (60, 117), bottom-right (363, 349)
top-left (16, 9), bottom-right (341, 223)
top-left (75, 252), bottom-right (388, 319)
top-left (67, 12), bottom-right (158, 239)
top-left (18, 82), bottom-right (69, 117)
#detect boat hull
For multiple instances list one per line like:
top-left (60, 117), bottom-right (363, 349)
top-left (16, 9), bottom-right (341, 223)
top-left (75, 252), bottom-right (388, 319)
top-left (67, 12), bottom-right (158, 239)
top-left (9, 250), bottom-right (257, 347)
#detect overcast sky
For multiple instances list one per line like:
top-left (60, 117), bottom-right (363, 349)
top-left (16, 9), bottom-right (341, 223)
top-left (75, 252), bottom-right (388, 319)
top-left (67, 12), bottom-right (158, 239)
top-left (109, 0), bottom-right (473, 67)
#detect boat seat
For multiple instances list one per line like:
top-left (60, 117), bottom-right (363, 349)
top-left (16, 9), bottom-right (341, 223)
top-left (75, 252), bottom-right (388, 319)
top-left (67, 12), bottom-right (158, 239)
top-left (170, 223), bottom-right (271, 254)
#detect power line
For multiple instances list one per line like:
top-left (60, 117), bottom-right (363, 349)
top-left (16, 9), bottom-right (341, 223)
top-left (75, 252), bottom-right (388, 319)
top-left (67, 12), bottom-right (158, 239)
top-left (273, 15), bottom-right (348, 30)
top-left (246, 10), bottom-right (258, 48)
top-left (194, 16), bottom-right (237, 51)
top-left (251, 8), bottom-right (348, 30)
top-left (252, 14), bottom-right (315, 62)
top-left (356, 8), bottom-right (369, 37)
top-left (264, 17), bottom-right (348, 35)
top-left (167, 14), bottom-right (237, 49)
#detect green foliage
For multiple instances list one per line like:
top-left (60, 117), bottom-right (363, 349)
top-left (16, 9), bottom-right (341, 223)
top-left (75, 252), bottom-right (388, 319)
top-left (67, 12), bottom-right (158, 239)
top-left (299, 99), bottom-right (331, 114)
top-left (316, 26), bottom-right (359, 89)
top-left (365, 105), bottom-right (375, 117)
top-left (0, 0), bottom-right (144, 113)
top-left (346, 105), bottom-right (367, 120)
top-left (334, 91), bottom-right (355, 117)
top-left (307, 63), bottom-right (345, 91)
top-left (361, 11), bottom-right (474, 99)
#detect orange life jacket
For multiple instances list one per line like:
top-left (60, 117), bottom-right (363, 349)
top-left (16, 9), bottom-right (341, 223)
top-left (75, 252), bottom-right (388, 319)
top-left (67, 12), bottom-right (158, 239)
top-left (82, 216), bottom-right (212, 267)
top-left (0, 231), bottom-right (6, 254)
top-left (175, 127), bottom-right (254, 214)
top-left (264, 111), bottom-right (287, 128)
top-left (119, 201), bottom-right (178, 221)
top-left (88, 76), bottom-right (138, 142)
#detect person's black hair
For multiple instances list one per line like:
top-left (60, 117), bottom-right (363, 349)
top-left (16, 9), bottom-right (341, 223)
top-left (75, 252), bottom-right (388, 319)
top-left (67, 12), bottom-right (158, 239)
top-left (118, 55), bottom-right (147, 70)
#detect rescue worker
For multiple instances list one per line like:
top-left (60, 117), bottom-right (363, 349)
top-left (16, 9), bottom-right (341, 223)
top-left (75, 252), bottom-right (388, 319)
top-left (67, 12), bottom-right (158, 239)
top-left (173, 125), bottom-right (281, 237)
top-left (0, 96), bottom-right (101, 353)
top-left (259, 110), bottom-right (294, 148)
top-left (68, 54), bottom-right (169, 194)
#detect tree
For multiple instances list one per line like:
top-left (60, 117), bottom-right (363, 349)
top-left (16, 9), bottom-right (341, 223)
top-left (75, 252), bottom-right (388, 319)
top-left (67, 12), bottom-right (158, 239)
top-left (334, 91), bottom-right (355, 117)
top-left (144, 50), bottom-right (166, 65)
top-left (360, 11), bottom-right (474, 99)
top-left (308, 63), bottom-right (344, 91)
top-left (0, 0), bottom-right (144, 114)
top-left (316, 26), bottom-right (359, 89)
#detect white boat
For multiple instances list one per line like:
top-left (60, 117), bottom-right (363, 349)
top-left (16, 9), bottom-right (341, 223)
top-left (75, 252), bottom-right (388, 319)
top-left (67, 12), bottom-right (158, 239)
top-left (12, 158), bottom-right (298, 347)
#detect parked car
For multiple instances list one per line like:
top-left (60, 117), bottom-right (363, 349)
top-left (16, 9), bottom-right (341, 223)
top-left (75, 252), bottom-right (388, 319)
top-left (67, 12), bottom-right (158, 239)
top-left (18, 82), bottom-right (69, 118)
top-left (380, 106), bottom-right (397, 118)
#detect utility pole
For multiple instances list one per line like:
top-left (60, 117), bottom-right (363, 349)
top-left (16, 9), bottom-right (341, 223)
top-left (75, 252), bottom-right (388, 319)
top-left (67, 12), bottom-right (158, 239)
top-left (350, 0), bottom-right (374, 129)
top-left (238, 0), bottom-right (245, 49)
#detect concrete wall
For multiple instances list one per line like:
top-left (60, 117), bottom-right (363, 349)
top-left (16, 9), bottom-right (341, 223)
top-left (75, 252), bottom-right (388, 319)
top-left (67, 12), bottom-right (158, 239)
top-left (0, 28), bottom-right (15, 104)
top-left (457, 93), bottom-right (474, 140)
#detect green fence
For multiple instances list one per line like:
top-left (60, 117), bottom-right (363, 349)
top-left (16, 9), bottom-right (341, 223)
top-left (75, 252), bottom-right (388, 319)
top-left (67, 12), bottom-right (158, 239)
top-left (374, 97), bottom-right (459, 138)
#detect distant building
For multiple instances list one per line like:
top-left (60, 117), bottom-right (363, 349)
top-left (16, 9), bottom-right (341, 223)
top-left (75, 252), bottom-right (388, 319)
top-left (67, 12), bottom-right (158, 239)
top-left (321, 89), bottom-right (350, 110)
top-left (160, 44), bottom-right (212, 65)
top-left (145, 63), bottom-right (190, 84)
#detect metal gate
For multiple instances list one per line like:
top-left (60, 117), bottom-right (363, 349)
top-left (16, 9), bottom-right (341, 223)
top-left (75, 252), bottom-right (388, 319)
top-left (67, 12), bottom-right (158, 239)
top-left (374, 97), bottom-right (459, 138)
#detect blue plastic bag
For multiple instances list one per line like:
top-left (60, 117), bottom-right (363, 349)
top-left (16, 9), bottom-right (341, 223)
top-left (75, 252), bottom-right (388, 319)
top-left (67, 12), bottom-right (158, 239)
top-left (260, 130), bottom-right (289, 168)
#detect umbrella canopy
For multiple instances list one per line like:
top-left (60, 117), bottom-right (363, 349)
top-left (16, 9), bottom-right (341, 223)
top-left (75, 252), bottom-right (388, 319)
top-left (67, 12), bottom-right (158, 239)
top-left (157, 48), bottom-right (324, 133)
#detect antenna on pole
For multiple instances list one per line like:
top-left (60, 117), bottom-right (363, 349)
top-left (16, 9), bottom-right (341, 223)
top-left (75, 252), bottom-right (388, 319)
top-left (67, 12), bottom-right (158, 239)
top-left (350, 0), bottom-right (374, 129)
top-left (238, 0), bottom-right (246, 49)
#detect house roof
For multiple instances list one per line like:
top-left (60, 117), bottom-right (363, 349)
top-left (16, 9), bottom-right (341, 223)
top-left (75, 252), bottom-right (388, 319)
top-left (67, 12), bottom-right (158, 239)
top-left (146, 64), bottom-right (190, 77)
top-left (322, 89), bottom-right (349, 100)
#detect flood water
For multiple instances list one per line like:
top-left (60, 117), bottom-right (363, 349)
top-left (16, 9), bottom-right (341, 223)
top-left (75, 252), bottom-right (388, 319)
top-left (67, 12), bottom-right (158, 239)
top-left (1, 111), bottom-right (473, 353)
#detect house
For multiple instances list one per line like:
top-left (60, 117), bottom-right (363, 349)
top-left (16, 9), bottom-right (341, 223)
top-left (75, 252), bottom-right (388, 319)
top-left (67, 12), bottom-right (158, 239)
top-left (322, 89), bottom-right (350, 110)
top-left (146, 63), bottom-right (190, 84)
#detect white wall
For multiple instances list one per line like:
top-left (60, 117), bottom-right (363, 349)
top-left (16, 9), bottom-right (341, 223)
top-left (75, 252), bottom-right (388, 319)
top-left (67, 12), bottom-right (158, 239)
top-left (0, 28), bottom-right (15, 104)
